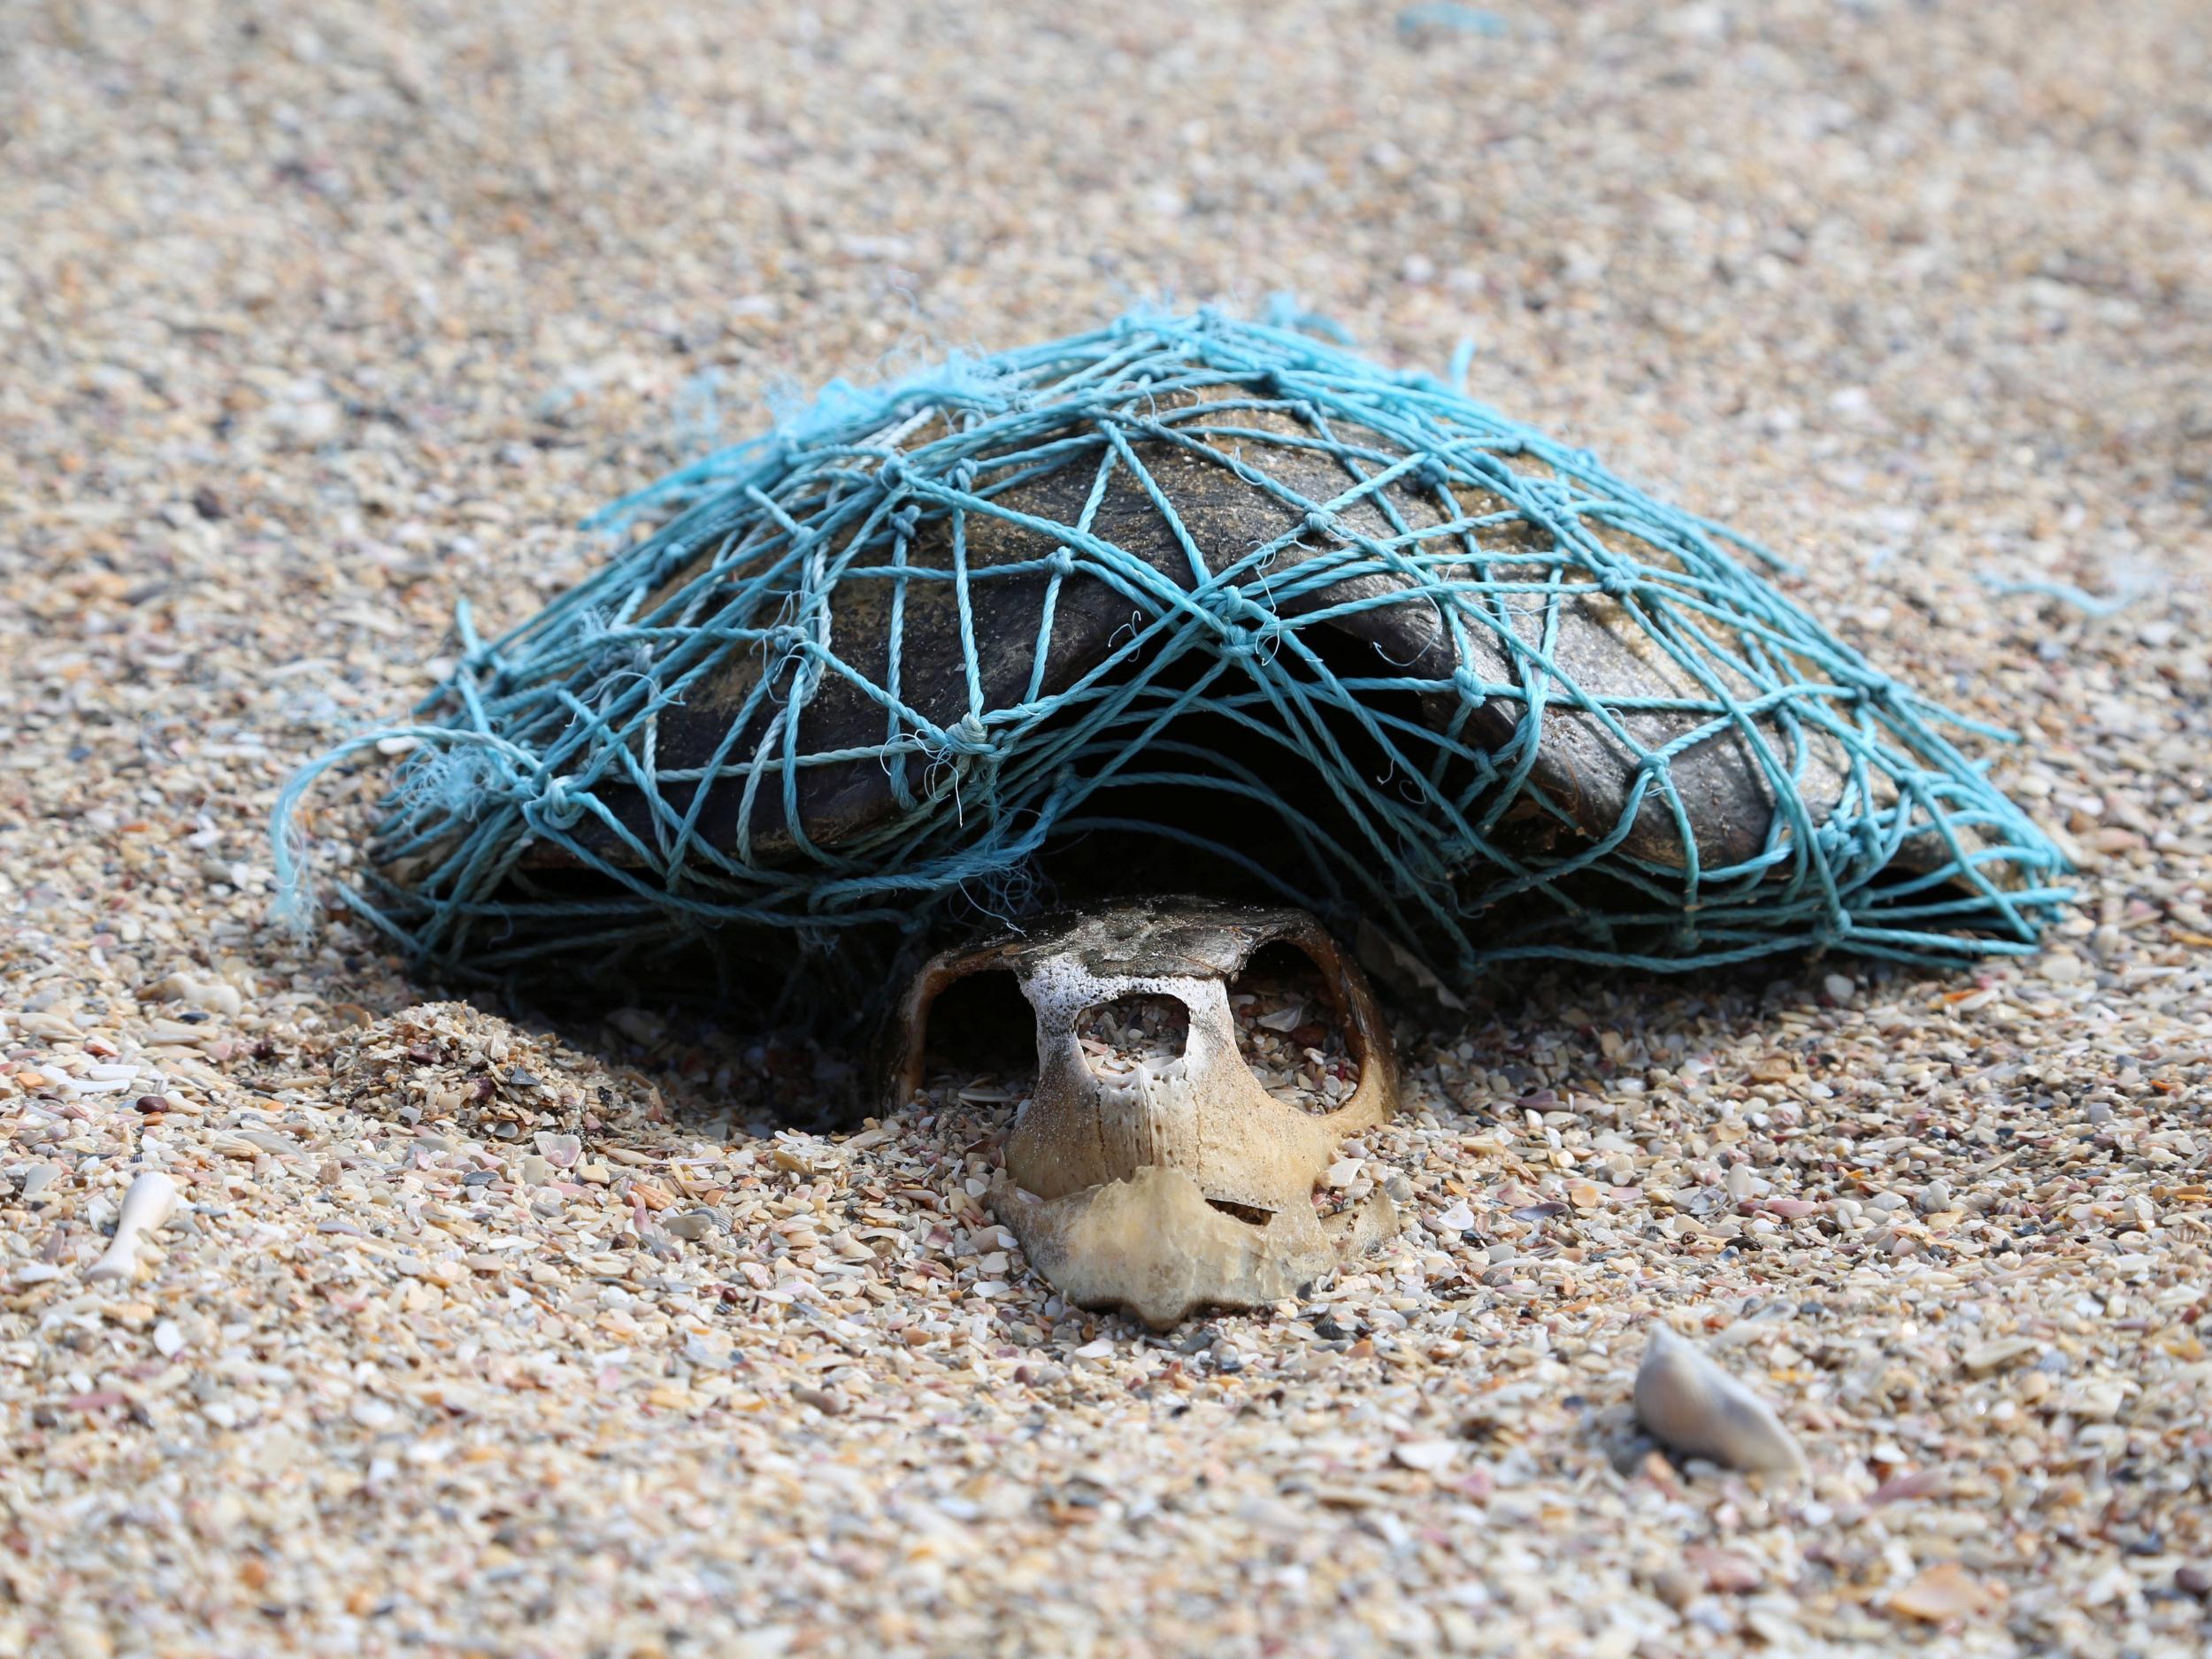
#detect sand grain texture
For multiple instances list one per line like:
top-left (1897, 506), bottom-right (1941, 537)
top-left (3, 3), bottom-right (2210, 1655)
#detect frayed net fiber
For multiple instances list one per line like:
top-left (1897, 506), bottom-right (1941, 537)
top-left (273, 308), bottom-right (2068, 992)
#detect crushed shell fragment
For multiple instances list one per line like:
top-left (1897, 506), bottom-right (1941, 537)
top-left (85, 1171), bottom-right (178, 1283)
top-left (1633, 1324), bottom-right (1807, 1477)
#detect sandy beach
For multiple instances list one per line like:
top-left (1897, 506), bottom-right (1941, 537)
top-left (3, 3), bottom-right (2209, 1654)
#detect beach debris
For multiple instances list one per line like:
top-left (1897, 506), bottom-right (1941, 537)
top-left (5, 4), bottom-right (2206, 1647)
top-left (18, 1164), bottom-right (61, 1201)
top-left (1633, 1324), bottom-right (1807, 1476)
top-left (1887, 1561), bottom-right (2001, 1623)
top-left (273, 313), bottom-right (2066, 1000)
top-left (1395, 3), bottom-right (1509, 42)
top-left (86, 1171), bottom-right (178, 1283)
top-left (890, 898), bottom-right (1398, 1326)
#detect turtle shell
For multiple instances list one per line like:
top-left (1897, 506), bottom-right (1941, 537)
top-left (335, 312), bottom-right (2062, 987)
top-left (577, 386), bottom-right (1835, 874)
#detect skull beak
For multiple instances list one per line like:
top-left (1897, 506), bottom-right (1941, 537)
top-left (989, 1165), bottom-right (1394, 1330)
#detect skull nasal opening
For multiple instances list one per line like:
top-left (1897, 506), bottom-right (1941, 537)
top-left (1075, 994), bottom-right (1190, 1083)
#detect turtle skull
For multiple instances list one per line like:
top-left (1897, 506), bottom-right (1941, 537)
top-left (889, 900), bottom-right (1399, 1327)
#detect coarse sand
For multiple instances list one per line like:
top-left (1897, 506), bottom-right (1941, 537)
top-left (3, 3), bottom-right (2209, 1655)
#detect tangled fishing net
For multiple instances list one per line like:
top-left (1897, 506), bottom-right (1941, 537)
top-left (273, 307), bottom-right (2068, 1001)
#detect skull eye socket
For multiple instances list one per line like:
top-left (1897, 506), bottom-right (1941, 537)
top-left (1230, 940), bottom-right (1362, 1115)
top-left (1076, 994), bottom-right (1190, 1081)
top-left (919, 967), bottom-right (1035, 1094)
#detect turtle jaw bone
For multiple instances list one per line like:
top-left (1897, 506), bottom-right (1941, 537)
top-left (989, 1164), bottom-right (1395, 1331)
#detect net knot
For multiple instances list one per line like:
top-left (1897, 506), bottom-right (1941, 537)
top-left (532, 774), bottom-right (586, 831)
top-left (1216, 626), bottom-right (1272, 664)
top-left (1047, 548), bottom-right (1077, 579)
top-left (1524, 478), bottom-right (1574, 514)
top-left (940, 713), bottom-right (995, 757)
top-left (1303, 509), bottom-right (1341, 538)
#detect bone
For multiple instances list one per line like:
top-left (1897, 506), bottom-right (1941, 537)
top-left (1632, 1324), bottom-right (1807, 1477)
top-left (991, 1164), bottom-right (1335, 1330)
top-left (86, 1170), bottom-right (178, 1283)
top-left (906, 901), bottom-right (1401, 1325)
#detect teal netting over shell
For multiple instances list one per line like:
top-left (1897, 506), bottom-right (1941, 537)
top-left (273, 308), bottom-right (2069, 990)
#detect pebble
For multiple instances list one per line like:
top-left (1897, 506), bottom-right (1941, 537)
top-left (1634, 1325), bottom-right (1807, 1477)
top-left (158, 974), bottom-right (243, 1018)
top-left (1651, 1568), bottom-right (1700, 1612)
top-left (1688, 1547), bottom-right (1764, 1595)
top-left (1390, 1440), bottom-right (1460, 1473)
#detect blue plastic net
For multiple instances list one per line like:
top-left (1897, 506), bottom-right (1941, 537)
top-left (273, 307), bottom-right (2069, 993)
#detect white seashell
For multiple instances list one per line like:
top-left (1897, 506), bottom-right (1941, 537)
top-left (1432, 1200), bottom-right (1476, 1233)
top-left (86, 1171), bottom-right (178, 1282)
top-left (1634, 1324), bottom-right (1807, 1477)
top-left (1391, 1440), bottom-right (1460, 1472)
top-left (18, 1163), bottom-right (62, 1200)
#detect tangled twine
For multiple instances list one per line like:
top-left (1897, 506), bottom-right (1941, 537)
top-left (273, 307), bottom-right (2068, 989)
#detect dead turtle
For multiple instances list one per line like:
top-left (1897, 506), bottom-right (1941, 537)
top-left (280, 309), bottom-right (2064, 1001)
